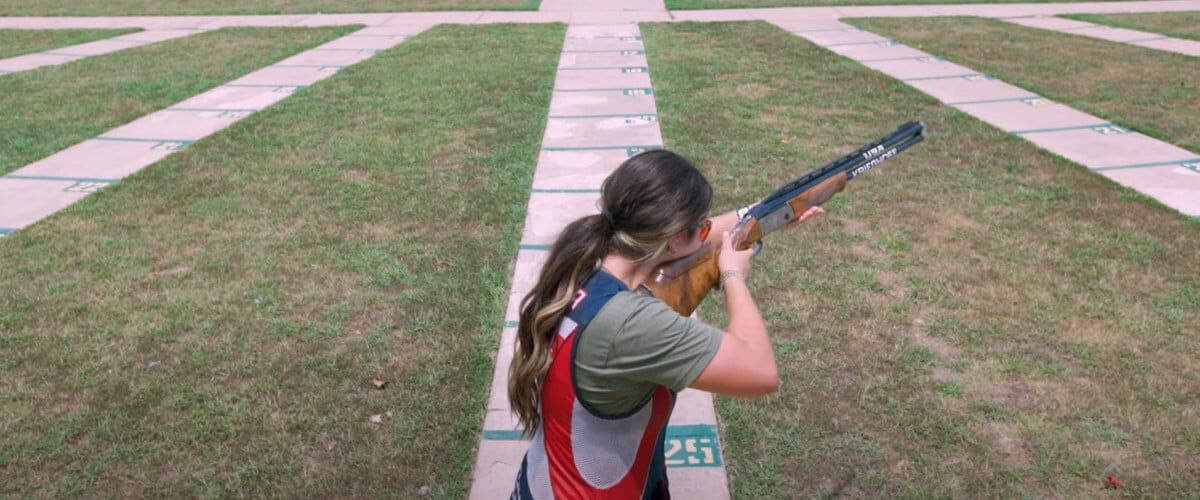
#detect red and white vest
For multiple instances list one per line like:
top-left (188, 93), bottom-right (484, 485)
top-left (511, 270), bottom-right (675, 499)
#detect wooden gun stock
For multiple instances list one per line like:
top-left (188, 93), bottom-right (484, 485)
top-left (642, 173), bottom-right (848, 316)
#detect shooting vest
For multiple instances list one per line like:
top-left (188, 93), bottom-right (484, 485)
top-left (511, 270), bottom-right (675, 499)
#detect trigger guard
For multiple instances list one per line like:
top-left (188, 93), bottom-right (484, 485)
top-left (751, 241), bottom-right (764, 257)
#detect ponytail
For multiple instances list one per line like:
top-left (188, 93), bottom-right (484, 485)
top-left (508, 214), bottom-right (610, 435)
top-left (506, 149), bottom-right (712, 436)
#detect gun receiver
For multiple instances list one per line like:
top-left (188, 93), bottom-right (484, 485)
top-left (640, 121), bottom-right (927, 316)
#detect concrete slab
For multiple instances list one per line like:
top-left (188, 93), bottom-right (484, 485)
top-left (383, 12), bottom-right (483, 25)
top-left (863, 58), bottom-right (977, 80)
top-left (1004, 16), bottom-right (1097, 30)
top-left (0, 53), bottom-right (81, 72)
top-left (173, 85), bottom-right (292, 111)
top-left (51, 38), bottom-right (143, 56)
top-left (227, 65), bottom-right (340, 86)
top-left (669, 389), bottom-right (718, 426)
top-left (1131, 37), bottom-right (1200, 56)
top-left (554, 68), bottom-right (652, 89)
top-left (315, 35), bottom-right (406, 51)
top-left (475, 11), bottom-right (571, 24)
top-left (1071, 25), bottom-right (1167, 42)
top-left (274, 49), bottom-right (376, 67)
top-left (667, 467), bottom-right (731, 500)
top-left (484, 327), bottom-right (519, 425)
top-left (768, 20), bottom-right (852, 32)
top-left (835, 5), bottom-right (941, 17)
top-left (563, 38), bottom-right (643, 51)
top-left (352, 26), bottom-right (428, 36)
top-left (954, 99), bottom-right (1104, 133)
top-left (520, 192), bottom-right (602, 246)
top-left (101, 109), bottom-right (252, 142)
top-left (0, 178), bottom-right (93, 231)
top-left (510, 249), bottom-right (550, 297)
top-left (559, 51), bottom-right (647, 68)
top-left (543, 114), bottom-right (663, 149)
top-left (468, 439), bottom-right (527, 500)
top-left (1020, 128), bottom-right (1198, 169)
top-left (749, 7), bottom-right (844, 20)
top-left (669, 9), bottom-right (756, 21)
top-left (549, 91), bottom-right (657, 116)
top-left (826, 41), bottom-right (929, 61)
top-left (290, 13), bottom-right (393, 27)
top-left (569, 11), bottom-right (671, 24)
top-left (1097, 163), bottom-right (1200, 216)
top-left (111, 28), bottom-right (201, 43)
top-left (14, 139), bottom-right (173, 180)
top-left (906, 75), bottom-right (1036, 104)
top-left (802, 28), bottom-right (889, 46)
top-left (532, 149), bottom-right (627, 190)
top-left (195, 15), bottom-right (305, 29)
top-left (566, 23), bottom-right (639, 38)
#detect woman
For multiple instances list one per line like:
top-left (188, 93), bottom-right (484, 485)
top-left (508, 150), bottom-right (823, 499)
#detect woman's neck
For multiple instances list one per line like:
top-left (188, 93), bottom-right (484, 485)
top-left (601, 253), bottom-right (662, 290)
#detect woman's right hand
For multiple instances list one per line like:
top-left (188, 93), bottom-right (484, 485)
top-left (717, 230), bottom-right (755, 281)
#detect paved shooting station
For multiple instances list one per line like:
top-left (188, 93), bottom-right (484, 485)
top-left (1, 0), bottom-right (1197, 497)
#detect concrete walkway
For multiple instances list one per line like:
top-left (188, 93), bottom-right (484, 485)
top-left (0, 28), bottom-right (203, 74)
top-left (0, 25), bottom-right (430, 235)
top-left (468, 22), bottom-right (730, 498)
top-left (769, 19), bottom-right (1200, 217)
top-left (999, 15), bottom-right (1200, 56)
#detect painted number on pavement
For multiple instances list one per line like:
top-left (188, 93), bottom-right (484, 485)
top-left (1094, 125), bottom-right (1129, 135)
top-left (664, 425), bottom-right (723, 468)
top-left (64, 181), bottom-right (111, 193)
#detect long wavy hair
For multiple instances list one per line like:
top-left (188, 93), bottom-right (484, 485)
top-left (507, 149), bottom-right (713, 435)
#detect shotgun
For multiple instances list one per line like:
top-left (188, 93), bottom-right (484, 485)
top-left (638, 121), bottom-right (927, 316)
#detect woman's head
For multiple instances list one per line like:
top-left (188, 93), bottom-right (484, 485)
top-left (602, 150), bottom-right (714, 264)
top-left (508, 149), bottom-right (713, 435)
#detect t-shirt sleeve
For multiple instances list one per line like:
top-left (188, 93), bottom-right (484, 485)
top-left (604, 293), bottom-right (724, 392)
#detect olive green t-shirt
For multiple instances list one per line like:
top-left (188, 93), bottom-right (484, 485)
top-left (573, 290), bottom-right (724, 416)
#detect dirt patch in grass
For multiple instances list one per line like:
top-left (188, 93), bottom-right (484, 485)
top-left (0, 0), bottom-right (538, 16)
top-left (0, 22), bottom-right (564, 496)
top-left (644, 20), bottom-right (1199, 497)
top-left (1064, 12), bottom-right (1200, 42)
top-left (0, 26), bottom-right (357, 176)
top-left (850, 16), bottom-right (1200, 155)
top-left (0, 28), bottom-right (141, 59)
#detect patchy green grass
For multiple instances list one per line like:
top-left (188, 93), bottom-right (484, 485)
top-left (0, 28), bottom-right (140, 60)
top-left (0, 23), bottom-right (562, 496)
top-left (666, 0), bottom-right (1119, 9)
top-left (0, 26), bottom-right (356, 177)
top-left (849, 16), bottom-right (1200, 155)
top-left (1063, 12), bottom-right (1200, 42)
top-left (0, 0), bottom-right (538, 16)
top-left (643, 20), bottom-right (1199, 497)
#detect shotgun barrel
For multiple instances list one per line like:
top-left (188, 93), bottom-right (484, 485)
top-left (640, 121), bottom-right (927, 316)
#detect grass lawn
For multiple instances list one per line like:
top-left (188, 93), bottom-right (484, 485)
top-left (0, 22), bottom-right (563, 496)
top-left (643, 20), bottom-right (1199, 497)
top-left (0, 28), bottom-right (139, 60)
top-left (1063, 12), bottom-right (1200, 42)
top-left (665, 0), bottom-right (1120, 9)
top-left (0, 0), bottom-right (538, 16)
top-left (849, 17), bottom-right (1200, 156)
top-left (0, 26), bottom-right (356, 177)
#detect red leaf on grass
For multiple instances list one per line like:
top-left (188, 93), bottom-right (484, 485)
top-left (1105, 476), bottom-right (1124, 488)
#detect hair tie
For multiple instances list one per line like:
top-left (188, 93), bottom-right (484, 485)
top-left (600, 209), bottom-right (616, 229)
